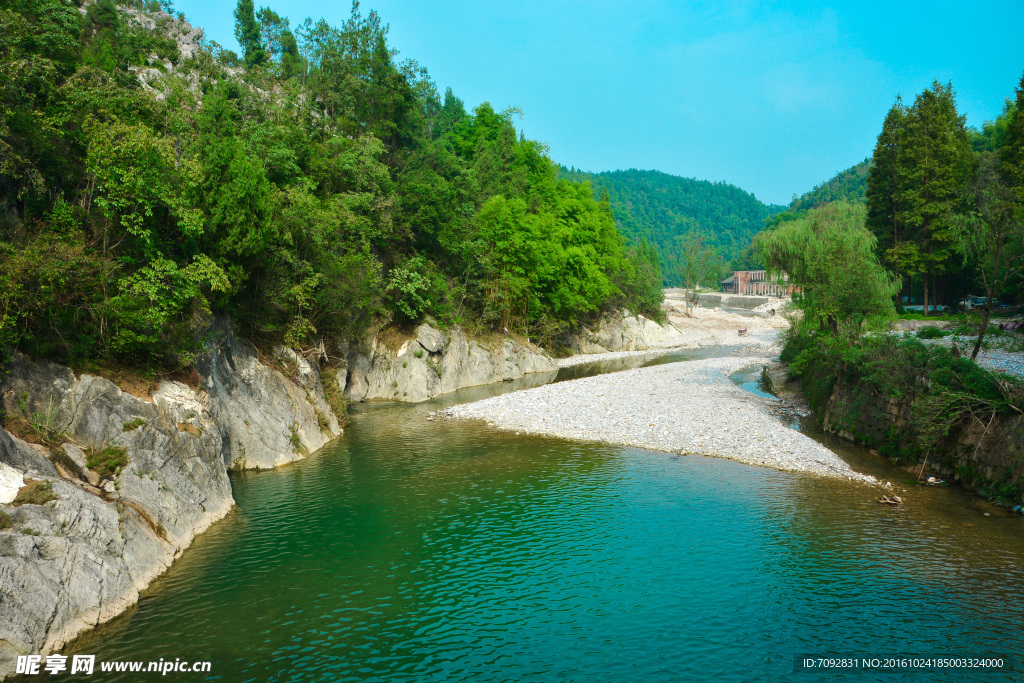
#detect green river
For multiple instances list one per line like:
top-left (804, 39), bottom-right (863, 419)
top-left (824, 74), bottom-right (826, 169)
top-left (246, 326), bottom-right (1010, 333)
top-left (65, 354), bottom-right (1024, 681)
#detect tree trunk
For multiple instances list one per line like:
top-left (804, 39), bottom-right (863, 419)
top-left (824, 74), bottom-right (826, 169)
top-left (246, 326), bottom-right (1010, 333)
top-left (972, 303), bottom-right (992, 361)
top-left (923, 271), bottom-right (929, 316)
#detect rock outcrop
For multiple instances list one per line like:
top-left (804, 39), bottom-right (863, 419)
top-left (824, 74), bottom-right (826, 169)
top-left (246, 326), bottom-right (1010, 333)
top-left (344, 323), bottom-right (558, 403)
top-left (0, 320), bottom-right (341, 677)
top-left (568, 311), bottom-right (686, 354)
top-left (195, 320), bottom-right (341, 470)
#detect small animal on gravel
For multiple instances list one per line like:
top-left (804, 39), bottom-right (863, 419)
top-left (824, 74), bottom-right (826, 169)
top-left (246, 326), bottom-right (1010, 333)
top-left (738, 329), bottom-right (747, 336)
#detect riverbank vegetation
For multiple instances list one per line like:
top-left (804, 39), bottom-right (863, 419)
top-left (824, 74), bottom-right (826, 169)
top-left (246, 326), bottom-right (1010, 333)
top-left (766, 74), bottom-right (1024, 504)
top-left (0, 0), bottom-right (663, 373)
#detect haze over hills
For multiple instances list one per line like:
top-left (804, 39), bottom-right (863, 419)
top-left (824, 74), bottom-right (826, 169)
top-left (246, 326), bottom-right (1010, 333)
top-left (558, 167), bottom-right (785, 286)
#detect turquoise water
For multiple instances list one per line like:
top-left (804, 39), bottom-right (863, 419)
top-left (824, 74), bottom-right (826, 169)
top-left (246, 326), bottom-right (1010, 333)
top-left (66, 372), bottom-right (1024, 682)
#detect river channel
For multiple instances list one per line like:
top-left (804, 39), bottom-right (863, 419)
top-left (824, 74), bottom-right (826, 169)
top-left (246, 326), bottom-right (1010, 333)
top-left (65, 351), bottom-right (1024, 681)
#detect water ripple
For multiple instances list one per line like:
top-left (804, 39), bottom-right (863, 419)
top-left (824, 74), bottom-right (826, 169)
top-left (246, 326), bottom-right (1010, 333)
top-left (64, 403), bottom-right (1024, 682)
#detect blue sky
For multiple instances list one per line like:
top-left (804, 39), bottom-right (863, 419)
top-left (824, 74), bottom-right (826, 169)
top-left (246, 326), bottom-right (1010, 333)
top-left (173, 0), bottom-right (1024, 206)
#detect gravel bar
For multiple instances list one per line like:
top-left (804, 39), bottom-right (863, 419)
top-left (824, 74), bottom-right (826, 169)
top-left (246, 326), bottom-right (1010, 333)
top-left (448, 355), bottom-right (876, 483)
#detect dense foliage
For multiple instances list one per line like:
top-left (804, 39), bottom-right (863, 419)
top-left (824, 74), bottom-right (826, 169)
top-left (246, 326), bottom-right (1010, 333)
top-left (862, 79), bottom-right (1024, 316)
top-left (0, 0), bottom-right (663, 370)
top-left (782, 329), bottom-right (1024, 504)
top-left (559, 168), bottom-right (783, 286)
top-left (757, 202), bottom-right (898, 337)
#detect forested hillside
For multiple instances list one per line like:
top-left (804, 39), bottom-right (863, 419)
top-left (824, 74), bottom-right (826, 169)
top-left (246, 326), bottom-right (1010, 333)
top-left (788, 159), bottom-right (870, 213)
top-left (559, 168), bottom-right (783, 286)
top-left (0, 0), bottom-right (664, 372)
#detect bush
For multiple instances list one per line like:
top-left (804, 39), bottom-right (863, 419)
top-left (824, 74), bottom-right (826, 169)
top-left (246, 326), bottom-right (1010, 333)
top-left (916, 327), bottom-right (949, 339)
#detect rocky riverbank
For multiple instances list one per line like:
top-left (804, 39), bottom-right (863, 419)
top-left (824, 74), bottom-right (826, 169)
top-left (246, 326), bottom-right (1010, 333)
top-left (0, 319), bottom-right (342, 677)
top-left (340, 312), bottom-right (695, 403)
top-left (447, 354), bottom-right (876, 483)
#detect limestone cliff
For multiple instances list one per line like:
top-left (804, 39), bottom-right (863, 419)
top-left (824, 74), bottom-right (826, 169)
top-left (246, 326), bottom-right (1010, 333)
top-left (568, 310), bottom-right (686, 355)
top-left (0, 320), bottom-right (341, 677)
top-left (343, 323), bottom-right (558, 403)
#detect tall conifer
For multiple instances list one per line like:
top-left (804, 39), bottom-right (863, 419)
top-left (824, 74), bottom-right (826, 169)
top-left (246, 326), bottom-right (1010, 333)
top-left (893, 81), bottom-right (973, 314)
top-left (233, 0), bottom-right (265, 67)
top-left (865, 97), bottom-right (905, 285)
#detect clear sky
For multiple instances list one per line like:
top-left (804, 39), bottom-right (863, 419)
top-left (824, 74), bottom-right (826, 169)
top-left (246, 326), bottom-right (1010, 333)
top-left (173, 0), bottom-right (1023, 206)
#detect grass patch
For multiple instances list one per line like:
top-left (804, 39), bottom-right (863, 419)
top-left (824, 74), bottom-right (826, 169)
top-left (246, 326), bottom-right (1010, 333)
top-left (86, 446), bottom-right (129, 478)
top-left (2, 394), bottom-right (67, 448)
top-left (122, 417), bottom-right (147, 432)
top-left (12, 480), bottom-right (57, 507)
top-left (289, 424), bottom-right (307, 454)
top-left (0, 510), bottom-right (12, 530)
top-left (315, 408), bottom-right (332, 433)
top-left (321, 367), bottom-right (348, 427)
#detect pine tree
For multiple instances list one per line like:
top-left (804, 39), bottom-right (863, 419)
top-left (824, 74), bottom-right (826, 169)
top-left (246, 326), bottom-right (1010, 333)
top-left (865, 97), bottom-right (905, 281)
top-left (893, 81), bottom-right (973, 314)
top-left (233, 0), bottom-right (265, 67)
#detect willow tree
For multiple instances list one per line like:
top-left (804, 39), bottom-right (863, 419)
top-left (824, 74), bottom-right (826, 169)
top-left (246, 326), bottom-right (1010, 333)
top-left (757, 202), bottom-right (899, 337)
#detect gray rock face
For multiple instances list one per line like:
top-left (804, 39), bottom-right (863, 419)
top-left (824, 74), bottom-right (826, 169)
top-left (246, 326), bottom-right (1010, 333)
top-left (193, 320), bottom-right (341, 470)
top-left (0, 319), bottom-right (342, 678)
top-left (344, 324), bottom-right (558, 403)
top-left (570, 311), bottom-right (686, 353)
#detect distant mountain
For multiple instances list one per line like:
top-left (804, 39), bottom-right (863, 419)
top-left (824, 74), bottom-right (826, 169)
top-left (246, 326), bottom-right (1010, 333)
top-left (559, 168), bottom-right (785, 286)
top-left (787, 158), bottom-right (871, 212)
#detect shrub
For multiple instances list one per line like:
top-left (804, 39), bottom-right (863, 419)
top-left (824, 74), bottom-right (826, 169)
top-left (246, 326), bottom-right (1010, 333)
top-left (916, 327), bottom-right (949, 339)
top-left (122, 417), bottom-right (147, 432)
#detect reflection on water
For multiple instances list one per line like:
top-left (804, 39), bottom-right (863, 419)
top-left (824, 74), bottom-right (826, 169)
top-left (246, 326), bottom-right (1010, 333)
top-left (63, 358), bottom-right (1024, 682)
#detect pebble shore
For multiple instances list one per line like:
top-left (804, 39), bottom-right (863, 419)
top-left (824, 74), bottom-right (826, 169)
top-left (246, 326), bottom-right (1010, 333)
top-left (448, 354), bottom-right (876, 483)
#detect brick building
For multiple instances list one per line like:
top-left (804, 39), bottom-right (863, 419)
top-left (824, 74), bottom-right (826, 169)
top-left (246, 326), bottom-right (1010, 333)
top-left (720, 270), bottom-right (792, 296)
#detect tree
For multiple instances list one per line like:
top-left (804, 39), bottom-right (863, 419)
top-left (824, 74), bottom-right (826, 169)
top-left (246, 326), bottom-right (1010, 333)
top-left (233, 0), bottom-right (265, 67)
top-left (954, 151), bottom-right (1024, 359)
top-left (673, 232), bottom-right (721, 316)
top-left (757, 202), bottom-right (899, 337)
top-left (892, 81), bottom-right (974, 315)
top-left (865, 97), bottom-right (905, 281)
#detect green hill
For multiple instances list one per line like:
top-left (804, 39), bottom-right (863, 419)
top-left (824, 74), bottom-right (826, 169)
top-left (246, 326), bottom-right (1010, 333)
top-left (788, 158), bottom-right (871, 213)
top-left (559, 168), bottom-right (785, 286)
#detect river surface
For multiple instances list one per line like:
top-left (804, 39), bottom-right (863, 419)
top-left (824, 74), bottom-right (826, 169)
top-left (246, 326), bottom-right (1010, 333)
top-left (66, 355), bottom-right (1024, 681)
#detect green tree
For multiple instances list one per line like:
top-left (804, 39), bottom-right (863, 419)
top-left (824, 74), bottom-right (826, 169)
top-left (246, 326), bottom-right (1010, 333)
top-left (233, 0), bottom-right (265, 67)
top-left (954, 151), bottom-right (1024, 359)
top-left (865, 97), bottom-right (905, 280)
top-left (891, 81), bottom-right (974, 315)
top-left (757, 202), bottom-right (899, 336)
top-left (674, 232), bottom-right (722, 316)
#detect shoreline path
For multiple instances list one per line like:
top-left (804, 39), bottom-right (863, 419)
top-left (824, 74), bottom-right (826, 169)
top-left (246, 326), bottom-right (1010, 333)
top-left (447, 354), bottom-right (876, 483)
